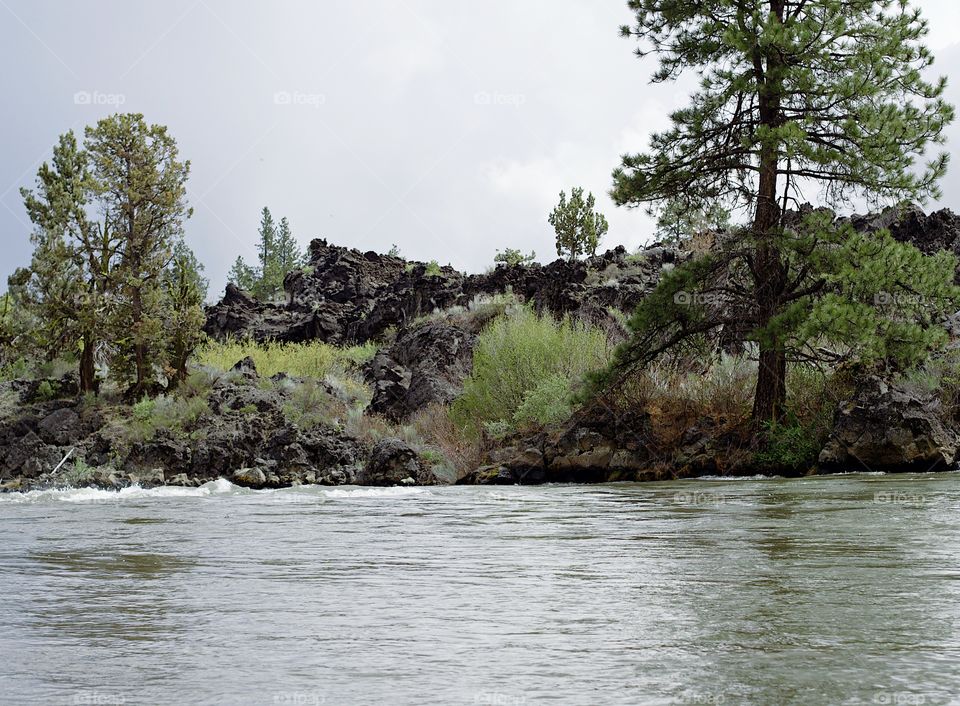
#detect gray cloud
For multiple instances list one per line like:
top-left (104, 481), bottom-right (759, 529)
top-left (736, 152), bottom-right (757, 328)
top-left (0, 0), bottom-right (957, 298)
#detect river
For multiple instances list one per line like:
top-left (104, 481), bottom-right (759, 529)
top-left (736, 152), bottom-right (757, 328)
top-left (1, 473), bottom-right (959, 705)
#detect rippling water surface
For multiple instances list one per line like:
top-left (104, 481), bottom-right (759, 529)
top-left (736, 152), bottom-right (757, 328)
top-left (2, 474), bottom-right (960, 705)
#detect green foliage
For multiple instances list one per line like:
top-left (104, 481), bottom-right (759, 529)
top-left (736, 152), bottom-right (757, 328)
top-left (197, 338), bottom-right (376, 380)
top-left (451, 307), bottom-right (611, 435)
top-left (425, 260), bottom-right (442, 277)
top-left (653, 197), bottom-right (729, 243)
top-left (125, 393), bottom-right (210, 443)
top-left (513, 374), bottom-right (575, 428)
top-left (387, 244), bottom-right (402, 258)
top-left (228, 208), bottom-right (304, 301)
top-left (61, 458), bottom-right (96, 486)
top-left (754, 419), bottom-right (823, 471)
top-left (16, 115), bottom-right (203, 395)
top-left (549, 187), bottom-right (608, 260)
top-left (283, 378), bottom-right (339, 430)
top-left (228, 256), bottom-right (257, 292)
top-left (163, 241), bottom-right (208, 383)
top-left (612, 0), bottom-right (954, 425)
top-left (494, 248), bottom-right (536, 267)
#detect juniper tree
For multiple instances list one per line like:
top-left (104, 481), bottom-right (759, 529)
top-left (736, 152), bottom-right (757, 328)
top-left (549, 187), bottom-right (609, 260)
top-left (162, 241), bottom-right (208, 384)
top-left (609, 0), bottom-right (955, 427)
top-left (19, 131), bottom-right (119, 392)
top-left (84, 114), bottom-right (192, 396)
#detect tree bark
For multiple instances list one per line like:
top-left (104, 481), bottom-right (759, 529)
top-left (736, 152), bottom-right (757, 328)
top-left (750, 0), bottom-right (788, 431)
top-left (79, 332), bottom-right (96, 394)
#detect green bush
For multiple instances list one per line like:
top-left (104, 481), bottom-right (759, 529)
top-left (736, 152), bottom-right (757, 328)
top-left (513, 374), bottom-right (574, 428)
top-left (754, 418), bottom-right (823, 471)
top-left (124, 394), bottom-right (210, 442)
top-left (196, 338), bottom-right (377, 379)
top-left (451, 307), bottom-right (611, 435)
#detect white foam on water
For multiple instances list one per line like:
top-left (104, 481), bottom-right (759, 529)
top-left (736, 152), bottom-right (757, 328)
top-left (319, 486), bottom-right (428, 499)
top-left (0, 478), bottom-right (241, 504)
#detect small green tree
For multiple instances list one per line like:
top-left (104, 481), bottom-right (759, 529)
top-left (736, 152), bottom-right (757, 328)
top-left (162, 241), bottom-right (208, 384)
top-left (227, 256), bottom-right (257, 292)
top-left (274, 216), bottom-right (304, 277)
top-left (494, 248), bottom-right (536, 267)
top-left (252, 207), bottom-right (278, 300)
top-left (549, 187), bottom-right (609, 260)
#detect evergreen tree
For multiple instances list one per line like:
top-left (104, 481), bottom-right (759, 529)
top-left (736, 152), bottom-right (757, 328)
top-left (162, 241), bottom-right (208, 384)
top-left (495, 248), bottom-right (537, 267)
top-left (549, 187), bottom-right (609, 260)
top-left (252, 207), bottom-right (278, 300)
top-left (84, 113), bottom-right (192, 397)
top-left (227, 255), bottom-right (257, 292)
top-left (19, 131), bottom-right (118, 392)
top-left (228, 210), bottom-right (303, 300)
top-left (607, 0), bottom-right (955, 429)
top-left (654, 197), bottom-right (729, 244)
top-left (274, 216), bottom-right (303, 280)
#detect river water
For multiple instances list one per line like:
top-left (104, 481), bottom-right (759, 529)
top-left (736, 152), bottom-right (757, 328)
top-left (2, 474), bottom-right (959, 705)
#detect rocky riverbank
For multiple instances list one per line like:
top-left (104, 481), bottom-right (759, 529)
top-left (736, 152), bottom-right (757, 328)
top-left (4, 204), bottom-right (960, 491)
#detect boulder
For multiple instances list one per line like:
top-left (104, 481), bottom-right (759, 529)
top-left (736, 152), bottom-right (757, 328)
top-left (818, 376), bottom-right (960, 472)
top-left (37, 407), bottom-right (82, 446)
top-left (366, 321), bottom-right (476, 421)
top-left (358, 438), bottom-right (434, 486)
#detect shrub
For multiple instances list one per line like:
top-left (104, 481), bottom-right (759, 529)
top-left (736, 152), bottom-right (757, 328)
top-left (61, 458), bottom-right (97, 486)
top-left (451, 307), bottom-right (611, 435)
top-left (513, 374), bottom-right (574, 428)
top-left (197, 339), bottom-right (337, 378)
top-left (283, 379), bottom-right (342, 430)
top-left (120, 394), bottom-right (211, 443)
top-left (754, 418), bottom-right (824, 471)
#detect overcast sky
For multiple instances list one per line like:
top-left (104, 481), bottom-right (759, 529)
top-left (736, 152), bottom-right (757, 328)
top-left (2, 0), bottom-right (959, 298)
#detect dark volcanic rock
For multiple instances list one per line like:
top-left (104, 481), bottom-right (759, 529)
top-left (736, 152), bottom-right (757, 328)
top-left (366, 321), bottom-right (476, 421)
top-left (818, 376), bottom-right (960, 473)
top-left (205, 238), bottom-right (680, 346)
top-left (358, 438), bottom-right (435, 486)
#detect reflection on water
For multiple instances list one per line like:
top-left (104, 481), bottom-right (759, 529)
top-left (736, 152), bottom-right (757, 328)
top-left (1, 475), bottom-right (959, 705)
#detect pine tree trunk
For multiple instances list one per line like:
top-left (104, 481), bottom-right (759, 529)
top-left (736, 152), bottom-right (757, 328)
top-left (750, 0), bottom-right (787, 432)
top-left (79, 333), bottom-right (96, 394)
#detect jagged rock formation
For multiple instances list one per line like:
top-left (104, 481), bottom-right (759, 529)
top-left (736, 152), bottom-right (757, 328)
top-left (205, 240), bottom-right (683, 345)
top-left (365, 320), bottom-right (477, 422)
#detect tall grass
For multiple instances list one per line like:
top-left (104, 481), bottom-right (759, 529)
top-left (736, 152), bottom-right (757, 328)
top-left (196, 338), bottom-right (378, 379)
top-left (451, 307), bottom-right (612, 435)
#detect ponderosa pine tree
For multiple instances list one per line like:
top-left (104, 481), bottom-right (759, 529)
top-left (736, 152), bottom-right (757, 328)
top-left (227, 256), bottom-right (256, 292)
top-left (84, 113), bottom-right (192, 397)
top-left (274, 216), bottom-right (303, 283)
top-left (654, 197), bottom-right (729, 244)
top-left (608, 0), bottom-right (956, 429)
top-left (549, 187), bottom-right (609, 260)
